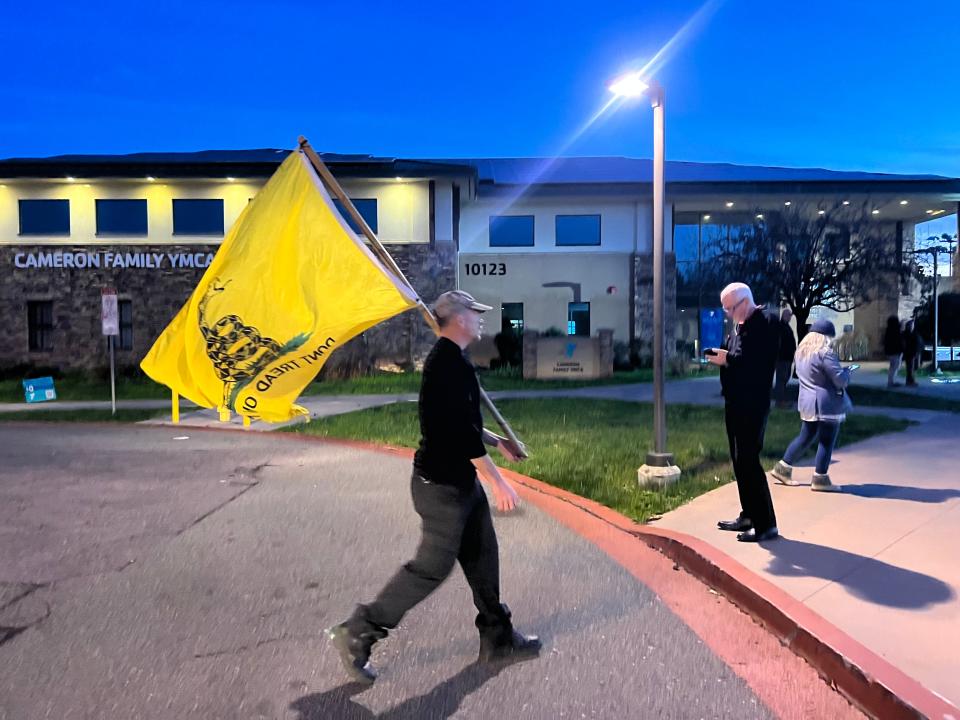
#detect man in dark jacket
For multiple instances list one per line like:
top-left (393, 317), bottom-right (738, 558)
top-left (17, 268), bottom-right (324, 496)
top-left (706, 282), bottom-right (780, 542)
top-left (883, 315), bottom-right (904, 387)
top-left (773, 308), bottom-right (796, 407)
top-left (329, 290), bottom-right (540, 684)
top-left (902, 319), bottom-right (921, 387)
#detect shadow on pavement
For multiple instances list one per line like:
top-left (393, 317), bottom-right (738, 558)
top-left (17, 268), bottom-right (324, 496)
top-left (839, 484), bottom-right (960, 503)
top-left (290, 655), bottom-right (536, 720)
top-left (764, 538), bottom-right (955, 609)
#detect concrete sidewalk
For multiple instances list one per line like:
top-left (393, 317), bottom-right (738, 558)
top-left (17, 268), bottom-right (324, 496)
top-left (847, 360), bottom-right (960, 398)
top-left (654, 409), bottom-right (960, 708)
top-left (0, 398), bottom-right (191, 412)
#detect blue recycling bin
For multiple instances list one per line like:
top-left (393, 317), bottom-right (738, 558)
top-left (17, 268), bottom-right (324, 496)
top-left (22, 376), bottom-right (57, 403)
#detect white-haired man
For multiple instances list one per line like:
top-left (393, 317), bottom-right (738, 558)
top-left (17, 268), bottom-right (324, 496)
top-left (329, 290), bottom-right (540, 684)
top-left (706, 282), bottom-right (781, 542)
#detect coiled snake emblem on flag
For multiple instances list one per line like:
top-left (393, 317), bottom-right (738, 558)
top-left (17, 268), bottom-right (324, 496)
top-left (197, 279), bottom-right (309, 410)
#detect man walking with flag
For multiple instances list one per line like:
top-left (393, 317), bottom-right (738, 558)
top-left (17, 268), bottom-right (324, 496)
top-left (329, 290), bottom-right (541, 684)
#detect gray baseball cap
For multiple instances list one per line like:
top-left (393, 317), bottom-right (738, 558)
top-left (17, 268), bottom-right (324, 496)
top-left (433, 290), bottom-right (492, 319)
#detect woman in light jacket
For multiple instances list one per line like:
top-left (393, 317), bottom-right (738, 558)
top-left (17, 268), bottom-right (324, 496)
top-left (770, 319), bottom-right (852, 492)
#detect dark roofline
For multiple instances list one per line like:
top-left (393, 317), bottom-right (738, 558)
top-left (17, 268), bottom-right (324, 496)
top-left (474, 179), bottom-right (960, 197)
top-left (666, 179), bottom-right (960, 195)
top-left (2, 150), bottom-right (955, 191)
top-left (0, 149), bottom-right (476, 180)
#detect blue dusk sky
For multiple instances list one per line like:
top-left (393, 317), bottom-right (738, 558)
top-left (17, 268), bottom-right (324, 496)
top-left (2, 0), bottom-right (959, 177)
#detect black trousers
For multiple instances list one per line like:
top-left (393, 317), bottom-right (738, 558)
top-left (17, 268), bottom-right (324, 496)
top-left (724, 403), bottom-right (777, 533)
top-left (352, 473), bottom-right (509, 636)
top-left (904, 354), bottom-right (917, 384)
top-left (773, 360), bottom-right (792, 402)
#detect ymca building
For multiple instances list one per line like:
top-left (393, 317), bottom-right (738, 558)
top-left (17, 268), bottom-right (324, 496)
top-left (1, 149), bottom-right (958, 374)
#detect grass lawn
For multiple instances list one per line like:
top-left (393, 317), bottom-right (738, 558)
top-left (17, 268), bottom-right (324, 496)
top-left (285, 398), bottom-right (910, 523)
top-left (1, 366), bottom-right (718, 403)
top-left (0, 409), bottom-right (164, 423)
top-left (0, 374), bottom-right (170, 404)
top-left (298, 368), bottom-right (666, 395)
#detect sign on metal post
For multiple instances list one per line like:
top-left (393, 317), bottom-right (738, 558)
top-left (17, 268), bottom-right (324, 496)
top-left (101, 288), bottom-right (118, 415)
top-left (101, 288), bottom-right (119, 336)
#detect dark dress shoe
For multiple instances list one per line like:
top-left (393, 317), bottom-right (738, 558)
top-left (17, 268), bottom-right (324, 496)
top-left (479, 629), bottom-right (542, 663)
top-left (736, 527), bottom-right (779, 543)
top-left (329, 623), bottom-right (382, 684)
top-left (718, 516), bottom-right (752, 532)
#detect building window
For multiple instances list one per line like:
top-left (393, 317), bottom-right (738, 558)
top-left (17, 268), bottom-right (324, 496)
top-left (825, 229), bottom-right (851, 260)
top-left (672, 211), bottom-right (763, 358)
top-left (118, 300), bottom-right (133, 350)
top-left (96, 199), bottom-right (148, 236)
top-left (27, 301), bottom-right (54, 351)
top-left (501, 302), bottom-right (524, 334)
top-left (673, 219), bottom-right (699, 262)
top-left (490, 215), bottom-right (534, 247)
top-left (567, 302), bottom-right (590, 337)
top-left (19, 199), bottom-right (70, 236)
top-left (555, 214), bottom-right (600, 247)
top-left (333, 198), bottom-right (378, 234)
top-left (172, 199), bottom-right (224, 235)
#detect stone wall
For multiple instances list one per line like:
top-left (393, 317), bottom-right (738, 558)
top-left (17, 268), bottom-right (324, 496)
top-left (633, 252), bottom-right (678, 358)
top-left (0, 244), bottom-right (214, 374)
top-left (322, 242), bottom-right (457, 375)
top-left (0, 241), bottom-right (456, 376)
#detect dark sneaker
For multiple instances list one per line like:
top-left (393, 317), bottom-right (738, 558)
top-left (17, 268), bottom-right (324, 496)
top-left (328, 623), bottom-right (380, 684)
top-left (479, 629), bottom-right (542, 663)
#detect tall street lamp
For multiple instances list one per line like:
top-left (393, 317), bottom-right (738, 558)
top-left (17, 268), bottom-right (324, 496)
top-left (609, 72), bottom-right (681, 485)
top-left (909, 237), bottom-right (958, 374)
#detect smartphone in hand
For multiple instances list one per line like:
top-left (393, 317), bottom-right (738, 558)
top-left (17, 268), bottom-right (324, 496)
top-left (704, 348), bottom-right (719, 357)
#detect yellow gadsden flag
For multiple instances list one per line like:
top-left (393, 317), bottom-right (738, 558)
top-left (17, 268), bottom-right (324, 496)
top-left (141, 151), bottom-right (417, 422)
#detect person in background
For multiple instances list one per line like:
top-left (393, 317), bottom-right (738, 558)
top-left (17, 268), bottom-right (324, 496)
top-left (773, 308), bottom-right (796, 408)
top-left (771, 319), bottom-right (852, 492)
top-left (706, 282), bottom-right (781, 543)
top-left (883, 315), bottom-right (904, 387)
top-left (902, 319), bottom-right (921, 387)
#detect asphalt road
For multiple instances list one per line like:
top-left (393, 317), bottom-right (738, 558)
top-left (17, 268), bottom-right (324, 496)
top-left (0, 424), bottom-right (779, 719)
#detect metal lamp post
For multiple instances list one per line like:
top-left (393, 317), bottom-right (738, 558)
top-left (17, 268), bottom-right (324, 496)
top-left (907, 238), bottom-right (958, 374)
top-left (609, 72), bottom-right (680, 483)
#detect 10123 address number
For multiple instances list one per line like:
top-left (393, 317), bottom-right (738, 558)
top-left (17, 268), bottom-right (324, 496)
top-left (464, 262), bottom-right (506, 276)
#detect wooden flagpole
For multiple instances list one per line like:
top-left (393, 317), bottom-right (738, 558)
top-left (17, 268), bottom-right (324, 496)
top-left (297, 136), bottom-right (528, 459)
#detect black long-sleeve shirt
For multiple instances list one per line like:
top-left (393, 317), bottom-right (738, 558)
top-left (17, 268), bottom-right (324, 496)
top-left (413, 337), bottom-right (487, 488)
top-left (720, 309), bottom-right (780, 411)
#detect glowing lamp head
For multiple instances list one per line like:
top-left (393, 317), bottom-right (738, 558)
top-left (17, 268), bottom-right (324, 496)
top-left (609, 72), bottom-right (650, 98)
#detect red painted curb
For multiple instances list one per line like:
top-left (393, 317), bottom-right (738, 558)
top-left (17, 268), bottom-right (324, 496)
top-left (140, 423), bottom-right (958, 719)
